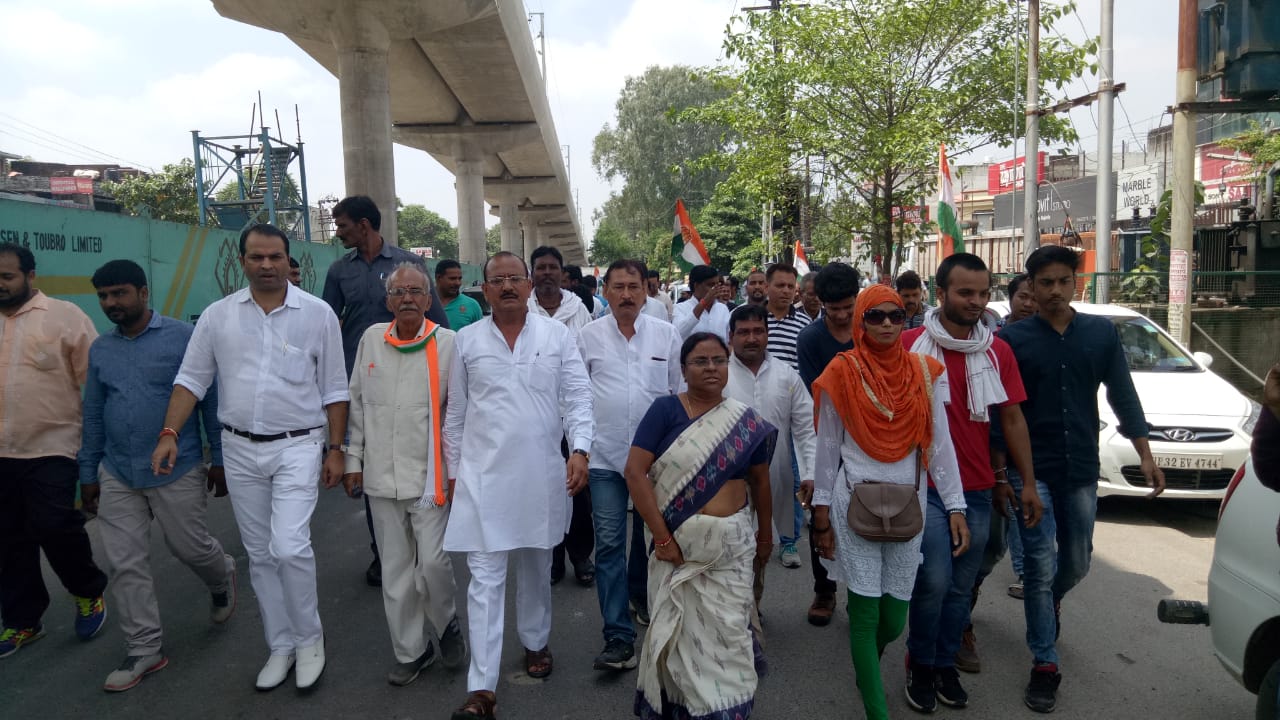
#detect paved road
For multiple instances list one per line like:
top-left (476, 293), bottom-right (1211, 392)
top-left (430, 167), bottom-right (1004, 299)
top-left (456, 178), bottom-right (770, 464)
top-left (4, 491), bottom-right (1252, 719)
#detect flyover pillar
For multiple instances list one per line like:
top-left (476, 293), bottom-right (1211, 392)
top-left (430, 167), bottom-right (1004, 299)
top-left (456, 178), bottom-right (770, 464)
top-left (333, 13), bottom-right (397, 244)
top-left (498, 202), bottom-right (521, 255)
top-left (455, 155), bottom-right (486, 265)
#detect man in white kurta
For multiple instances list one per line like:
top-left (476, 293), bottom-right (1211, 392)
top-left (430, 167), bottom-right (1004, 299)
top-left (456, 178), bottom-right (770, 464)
top-left (344, 263), bottom-right (463, 687)
top-left (443, 252), bottom-right (593, 709)
top-left (724, 304), bottom-right (817, 623)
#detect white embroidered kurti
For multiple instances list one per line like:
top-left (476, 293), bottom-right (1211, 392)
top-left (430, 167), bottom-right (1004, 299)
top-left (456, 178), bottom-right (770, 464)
top-left (724, 352), bottom-right (816, 540)
top-left (443, 314), bottom-right (593, 552)
top-left (811, 379), bottom-right (964, 600)
top-left (344, 322), bottom-right (454, 501)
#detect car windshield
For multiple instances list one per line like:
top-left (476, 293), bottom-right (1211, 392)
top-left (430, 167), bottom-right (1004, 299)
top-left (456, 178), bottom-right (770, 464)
top-left (1109, 315), bottom-right (1197, 372)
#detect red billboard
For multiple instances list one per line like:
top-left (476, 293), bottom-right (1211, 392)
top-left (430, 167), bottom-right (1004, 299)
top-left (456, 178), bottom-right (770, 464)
top-left (988, 152), bottom-right (1047, 195)
top-left (49, 177), bottom-right (78, 195)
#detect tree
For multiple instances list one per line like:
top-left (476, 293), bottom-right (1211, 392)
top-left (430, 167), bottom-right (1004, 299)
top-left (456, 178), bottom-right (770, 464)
top-left (104, 159), bottom-right (201, 225)
top-left (486, 225), bottom-right (502, 256)
top-left (696, 190), bottom-right (760, 276)
top-left (398, 205), bottom-right (457, 259)
top-left (592, 66), bottom-right (736, 241)
top-left (589, 217), bottom-right (644, 267)
top-left (692, 0), bottom-right (1093, 277)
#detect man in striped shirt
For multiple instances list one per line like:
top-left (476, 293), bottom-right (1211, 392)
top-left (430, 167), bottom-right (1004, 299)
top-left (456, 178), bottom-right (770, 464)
top-left (764, 263), bottom-right (811, 371)
top-left (763, 262), bottom-right (812, 568)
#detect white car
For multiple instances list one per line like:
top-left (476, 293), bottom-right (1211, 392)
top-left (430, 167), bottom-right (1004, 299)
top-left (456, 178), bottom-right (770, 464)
top-left (987, 301), bottom-right (1261, 500)
top-left (1158, 457), bottom-right (1280, 718)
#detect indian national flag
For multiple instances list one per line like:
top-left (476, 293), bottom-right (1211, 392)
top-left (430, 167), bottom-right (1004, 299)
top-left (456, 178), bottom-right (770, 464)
top-left (672, 199), bottom-right (711, 271)
top-left (793, 240), bottom-right (811, 276)
top-left (937, 143), bottom-right (965, 257)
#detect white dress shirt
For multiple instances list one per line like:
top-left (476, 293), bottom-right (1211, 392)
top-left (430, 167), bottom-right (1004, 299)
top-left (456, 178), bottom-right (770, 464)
top-left (640, 296), bottom-right (668, 320)
top-left (672, 296), bottom-right (730, 341)
top-left (175, 285), bottom-right (348, 434)
top-left (443, 314), bottom-right (594, 553)
top-left (725, 352), bottom-right (817, 538)
top-left (345, 322), bottom-right (455, 501)
top-left (578, 313), bottom-right (682, 474)
top-left (527, 289), bottom-right (591, 335)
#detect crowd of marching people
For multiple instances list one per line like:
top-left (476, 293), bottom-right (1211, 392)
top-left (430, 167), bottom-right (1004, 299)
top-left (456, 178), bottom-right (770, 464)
top-left (2, 193), bottom-right (1185, 719)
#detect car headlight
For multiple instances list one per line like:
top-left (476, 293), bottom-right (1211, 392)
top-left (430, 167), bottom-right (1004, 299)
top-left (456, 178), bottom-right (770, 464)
top-left (1242, 400), bottom-right (1261, 434)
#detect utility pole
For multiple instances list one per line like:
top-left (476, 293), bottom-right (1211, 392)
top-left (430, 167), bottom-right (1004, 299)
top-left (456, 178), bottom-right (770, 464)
top-left (1169, 0), bottom-right (1197, 345)
top-left (1093, 0), bottom-right (1115, 303)
top-left (1023, 0), bottom-right (1041, 259)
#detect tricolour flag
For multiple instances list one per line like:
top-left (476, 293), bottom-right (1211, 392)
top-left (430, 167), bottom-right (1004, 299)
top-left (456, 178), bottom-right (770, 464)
top-left (793, 240), bottom-right (811, 276)
top-left (672, 199), bottom-right (711, 271)
top-left (937, 143), bottom-right (965, 257)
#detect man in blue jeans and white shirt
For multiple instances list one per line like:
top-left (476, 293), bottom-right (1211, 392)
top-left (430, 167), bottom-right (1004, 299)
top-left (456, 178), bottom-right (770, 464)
top-left (578, 259), bottom-right (682, 671)
top-left (997, 245), bottom-right (1165, 713)
top-left (901, 253), bottom-right (1043, 712)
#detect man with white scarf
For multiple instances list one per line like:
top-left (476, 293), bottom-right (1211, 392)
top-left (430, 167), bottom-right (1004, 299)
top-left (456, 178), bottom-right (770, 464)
top-left (899, 253), bottom-right (1044, 712)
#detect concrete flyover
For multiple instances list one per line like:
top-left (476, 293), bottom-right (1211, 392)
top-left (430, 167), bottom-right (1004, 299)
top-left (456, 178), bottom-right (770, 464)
top-left (212, 0), bottom-right (586, 265)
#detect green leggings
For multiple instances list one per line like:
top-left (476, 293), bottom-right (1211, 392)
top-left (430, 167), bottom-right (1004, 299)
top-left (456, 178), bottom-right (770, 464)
top-left (847, 591), bottom-right (910, 720)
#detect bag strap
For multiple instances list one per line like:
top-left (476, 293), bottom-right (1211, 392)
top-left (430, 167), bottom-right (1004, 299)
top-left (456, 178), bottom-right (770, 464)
top-left (913, 446), bottom-right (922, 491)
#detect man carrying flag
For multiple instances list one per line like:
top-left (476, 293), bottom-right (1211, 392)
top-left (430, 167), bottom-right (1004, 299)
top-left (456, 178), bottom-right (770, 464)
top-left (937, 144), bottom-right (965, 258)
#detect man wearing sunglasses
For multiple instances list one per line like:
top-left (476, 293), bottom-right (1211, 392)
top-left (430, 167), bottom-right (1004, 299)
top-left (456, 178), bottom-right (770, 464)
top-left (900, 253), bottom-right (1042, 713)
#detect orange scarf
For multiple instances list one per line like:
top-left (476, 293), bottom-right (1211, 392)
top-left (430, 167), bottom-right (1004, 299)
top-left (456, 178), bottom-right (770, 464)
top-left (811, 284), bottom-right (944, 466)
top-left (382, 320), bottom-right (447, 507)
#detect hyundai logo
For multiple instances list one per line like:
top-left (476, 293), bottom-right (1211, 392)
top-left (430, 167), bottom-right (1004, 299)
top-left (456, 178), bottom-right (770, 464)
top-left (1164, 428), bottom-right (1197, 442)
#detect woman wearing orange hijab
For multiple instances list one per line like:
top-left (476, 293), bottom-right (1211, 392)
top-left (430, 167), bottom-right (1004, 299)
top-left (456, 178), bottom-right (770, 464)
top-left (810, 284), bottom-right (969, 720)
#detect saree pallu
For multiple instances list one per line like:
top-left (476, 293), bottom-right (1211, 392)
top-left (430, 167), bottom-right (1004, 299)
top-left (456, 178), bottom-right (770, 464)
top-left (635, 398), bottom-right (775, 720)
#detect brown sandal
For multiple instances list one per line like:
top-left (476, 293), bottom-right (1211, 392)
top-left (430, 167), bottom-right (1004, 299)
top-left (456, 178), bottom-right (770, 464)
top-left (525, 646), bottom-right (553, 678)
top-left (451, 690), bottom-right (497, 720)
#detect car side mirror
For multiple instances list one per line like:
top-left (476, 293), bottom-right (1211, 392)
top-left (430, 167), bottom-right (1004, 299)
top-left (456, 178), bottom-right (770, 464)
top-left (1193, 351), bottom-right (1214, 368)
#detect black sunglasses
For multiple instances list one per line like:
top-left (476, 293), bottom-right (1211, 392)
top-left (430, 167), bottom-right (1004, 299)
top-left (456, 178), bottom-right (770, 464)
top-left (863, 308), bottom-right (907, 325)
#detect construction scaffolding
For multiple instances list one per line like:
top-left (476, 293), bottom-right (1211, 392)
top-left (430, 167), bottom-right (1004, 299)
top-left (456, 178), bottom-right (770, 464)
top-left (191, 124), bottom-right (312, 244)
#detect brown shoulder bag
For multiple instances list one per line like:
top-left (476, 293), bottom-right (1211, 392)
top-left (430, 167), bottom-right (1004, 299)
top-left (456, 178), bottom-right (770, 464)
top-left (846, 447), bottom-right (923, 542)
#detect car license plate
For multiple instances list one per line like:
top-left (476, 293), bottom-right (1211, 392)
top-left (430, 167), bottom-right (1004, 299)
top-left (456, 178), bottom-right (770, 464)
top-left (1153, 454), bottom-right (1222, 470)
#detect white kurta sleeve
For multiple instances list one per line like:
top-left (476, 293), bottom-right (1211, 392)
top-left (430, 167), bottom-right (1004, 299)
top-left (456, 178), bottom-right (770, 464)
top-left (672, 300), bottom-right (698, 338)
top-left (173, 310), bottom-right (217, 400)
top-left (558, 327), bottom-right (594, 452)
top-left (443, 339), bottom-right (468, 477)
top-left (812, 394), bottom-right (844, 507)
top-left (926, 378), bottom-right (966, 512)
top-left (789, 370), bottom-right (817, 482)
top-left (345, 333), bottom-right (370, 474)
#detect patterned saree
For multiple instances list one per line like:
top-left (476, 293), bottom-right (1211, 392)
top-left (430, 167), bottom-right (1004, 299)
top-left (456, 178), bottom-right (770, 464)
top-left (635, 398), bottom-right (776, 720)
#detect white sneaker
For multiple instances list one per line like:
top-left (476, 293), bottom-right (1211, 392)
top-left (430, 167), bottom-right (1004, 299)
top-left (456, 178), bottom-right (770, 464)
top-left (255, 654), bottom-right (294, 691)
top-left (295, 640), bottom-right (325, 689)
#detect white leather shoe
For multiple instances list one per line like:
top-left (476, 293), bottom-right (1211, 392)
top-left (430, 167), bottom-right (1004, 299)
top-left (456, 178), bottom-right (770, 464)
top-left (295, 640), bottom-right (325, 689)
top-left (255, 654), bottom-right (295, 690)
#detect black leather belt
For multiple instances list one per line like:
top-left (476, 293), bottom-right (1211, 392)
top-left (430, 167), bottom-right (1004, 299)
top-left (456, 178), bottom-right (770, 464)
top-left (222, 424), bottom-right (321, 443)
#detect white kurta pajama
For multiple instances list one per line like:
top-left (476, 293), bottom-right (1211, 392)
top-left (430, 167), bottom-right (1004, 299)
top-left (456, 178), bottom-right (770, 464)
top-left (346, 321), bottom-right (458, 664)
top-left (443, 313), bottom-right (593, 692)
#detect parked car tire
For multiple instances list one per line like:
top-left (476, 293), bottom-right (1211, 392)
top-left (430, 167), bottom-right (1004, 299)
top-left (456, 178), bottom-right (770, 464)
top-left (1257, 658), bottom-right (1279, 720)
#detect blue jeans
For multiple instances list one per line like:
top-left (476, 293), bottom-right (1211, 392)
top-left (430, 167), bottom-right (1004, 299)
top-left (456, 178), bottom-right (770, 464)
top-left (1010, 471), bottom-right (1097, 666)
top-left (781, 443), bottom-right (802, 546)
top-left (906, 487), bottom-right (992, 667)
top-left (588, 469), bottom-right (635, 645)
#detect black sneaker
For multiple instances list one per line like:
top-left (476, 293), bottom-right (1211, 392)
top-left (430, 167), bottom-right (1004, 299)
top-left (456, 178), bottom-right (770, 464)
top-left (1024, 663), bottom-right (1062, 713)
top-left (593, 638), bottom-right (638, 671)
top-left (934, 665), bottom-right (969, 708)
top-left (905, 662), bottom-right (937, 713)
top-left (438, 617), bottom-right (467, 670)
top-left (629, 599), bottom-right (650, 627)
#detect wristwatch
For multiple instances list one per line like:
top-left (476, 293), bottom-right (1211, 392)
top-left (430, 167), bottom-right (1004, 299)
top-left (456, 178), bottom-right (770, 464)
top-left (327, 444), bottom-right (344, 453)
top-left (572, 448), bottom-right (590, 462)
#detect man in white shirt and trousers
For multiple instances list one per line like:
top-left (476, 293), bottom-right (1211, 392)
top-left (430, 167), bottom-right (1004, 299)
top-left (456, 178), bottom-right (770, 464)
top-left (724, 303), bottom-right (817, 650)
top-left (577, 259), bottom-right (682, 673)
top-left (343, 262), bottom-right (465, 687)
top-left (151, 223), bottom-right (348, 691)
top-left (444, 251), bottom-right (594, 719)
top-left (672, 264), bottom-right (731, 342)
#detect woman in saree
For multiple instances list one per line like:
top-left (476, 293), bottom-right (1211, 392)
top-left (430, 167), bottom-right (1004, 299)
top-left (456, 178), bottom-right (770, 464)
top-left (624, 332), bottom-right (777, 720)
top-left (809, 284), bottom-right (970, 720)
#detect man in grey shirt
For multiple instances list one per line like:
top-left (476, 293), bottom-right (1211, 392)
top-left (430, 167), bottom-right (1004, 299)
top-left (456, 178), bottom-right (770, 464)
top-left (321, 195), bottom-right (450, 588)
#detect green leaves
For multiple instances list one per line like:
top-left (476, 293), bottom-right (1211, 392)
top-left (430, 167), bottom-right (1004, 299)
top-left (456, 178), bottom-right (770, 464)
top-left (397, 205), bottom-right (456, 259)
top-left (104, 159), bottom-right (201, 225)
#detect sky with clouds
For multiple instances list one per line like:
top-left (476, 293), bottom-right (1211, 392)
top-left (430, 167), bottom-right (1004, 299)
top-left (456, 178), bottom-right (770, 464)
top-left (2, 0), bottom-right (1178, 240)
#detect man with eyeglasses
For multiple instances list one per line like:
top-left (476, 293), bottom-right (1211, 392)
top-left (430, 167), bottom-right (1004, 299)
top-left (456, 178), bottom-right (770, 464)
top-left (322, 195), bottom-right (449, 589)
top-left (443, 251), bottom-right (593, 719)
top-left (795, 262), bottom-right (860, 627)
top-left (342, 262), bottom-right (466, 687)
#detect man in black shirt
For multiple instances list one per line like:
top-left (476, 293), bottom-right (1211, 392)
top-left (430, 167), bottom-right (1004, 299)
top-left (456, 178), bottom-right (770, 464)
top-left (794, 262), bottom-right (859, 626)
